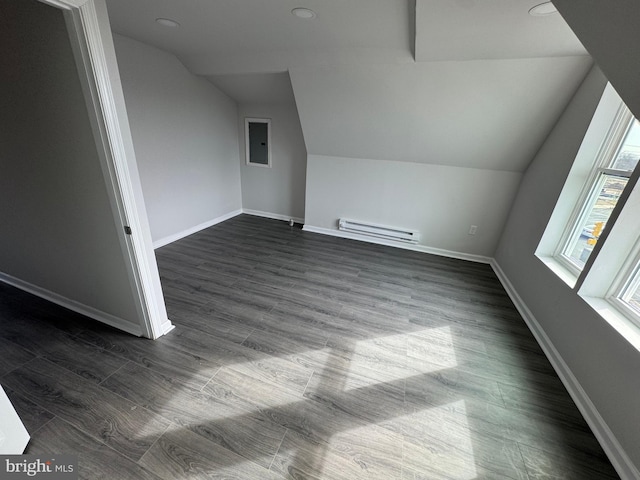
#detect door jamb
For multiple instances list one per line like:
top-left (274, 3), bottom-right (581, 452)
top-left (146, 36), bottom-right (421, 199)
top-left (39, 0), bottom-right (173, 338)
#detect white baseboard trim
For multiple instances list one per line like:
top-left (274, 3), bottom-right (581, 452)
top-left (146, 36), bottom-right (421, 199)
top-left (153, 209), bottom-right (243, 249)
top-left (242, 209), bottom-right (305, 225)
top-left (491, 260), bottom-right (640, 480)
top-left (160, 319), bottom-right (175, 335)
top-left (302, 225), bottom-right (492, 264)
top-left (0, 272), bottom-right (143, 337)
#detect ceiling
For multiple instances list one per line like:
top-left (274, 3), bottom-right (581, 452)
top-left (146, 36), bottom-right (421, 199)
top-left (105, 0), bottom-right (414, 76)
top-left (290, 56), bottom-right (592, 171)
top-left (553, 0), bottom-right (640, 122)
top-left (205, 72), bottom-right (296, 105)
top-left (105, 0), bottom-right (586, 76)
top-left (415, 0), bottom-right (586, 61)
top-left (105, 0), bottom-right (592, 172)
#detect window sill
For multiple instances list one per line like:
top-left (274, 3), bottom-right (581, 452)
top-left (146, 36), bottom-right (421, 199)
top-left (537, 256), bottom-right (640, 353)
top-left (580, 296), bottom-right (640, 353)
top-left (536, 255), bottom-right (578, 289)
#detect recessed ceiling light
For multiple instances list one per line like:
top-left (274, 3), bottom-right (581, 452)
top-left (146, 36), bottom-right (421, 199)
top-left (156, 17), bottom-right (180, 28)
top-left (292, 8), bottom-right (316, 19)
top-left (529, 2), bottom-right (558, 16)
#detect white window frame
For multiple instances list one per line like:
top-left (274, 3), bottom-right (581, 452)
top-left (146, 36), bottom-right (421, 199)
top-left (607, 237), bottom-right (640, 329)
top-left (245, 117), bottom-right (272, 168)
top-left (552, 105), bottom-right (635, 277)
top-left (537, 83), bottom-right (640, 352)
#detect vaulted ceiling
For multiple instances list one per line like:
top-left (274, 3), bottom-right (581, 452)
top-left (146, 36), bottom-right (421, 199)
top-left (106, 0), bottom-right (414, 74)
top-left (106, 0), bottom-right (592, 172)
top-left (106, 0), bottom-right (586, 71)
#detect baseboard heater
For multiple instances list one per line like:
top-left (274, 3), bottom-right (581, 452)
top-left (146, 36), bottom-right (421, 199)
top-left (338, 218), bottom-right (420, 244)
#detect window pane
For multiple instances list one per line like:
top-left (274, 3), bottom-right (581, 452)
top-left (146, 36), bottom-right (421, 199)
top-left (564, 174), bottom-right (628, 268)
top-left (619, 260), bottom-right (640, 318)
top-left (612, 119), bottom-right (640, 171)
top-left (628, 287), bottom-right (640, 314)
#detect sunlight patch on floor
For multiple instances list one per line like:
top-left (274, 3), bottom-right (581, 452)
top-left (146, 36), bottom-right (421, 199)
top-left (401, 400), bottom-right (478, 480)
top-left (274, 424), bottom-right (403, 479)
top-left (343, 327), bottom-right (458, 391)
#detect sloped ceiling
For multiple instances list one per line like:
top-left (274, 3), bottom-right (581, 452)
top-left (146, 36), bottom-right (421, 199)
top-left (106, 0), bottom-right (592, 172)
top-left (290, 57), bottom-right (592, 171)
top-left (106, 0), bottom-right (414, 75)
top-left (415, 0), bottom-right (585, 61)
top-left (553, 0), bottom-right (640, 122)
top-left (206, 72), bottom-right (296, 106)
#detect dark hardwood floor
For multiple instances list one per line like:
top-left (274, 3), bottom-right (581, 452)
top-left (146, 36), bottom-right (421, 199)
top-left (0, 214), bottom-right (620, 479)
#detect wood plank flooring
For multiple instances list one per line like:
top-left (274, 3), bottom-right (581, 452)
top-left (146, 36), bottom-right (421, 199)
top-left (0, 214), bottom-right (620, 479)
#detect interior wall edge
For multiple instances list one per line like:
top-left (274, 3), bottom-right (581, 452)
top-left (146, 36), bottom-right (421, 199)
top-left (0, 271), bottom-right (143, 337)
top-left (490, 259), bottom-right (640, 480)
top-left (302, 224), bottom-right (492, 264)
top-left (153, 209), bottom-right (243, 249)
top-left (242, 209), bottom-right (304, 225)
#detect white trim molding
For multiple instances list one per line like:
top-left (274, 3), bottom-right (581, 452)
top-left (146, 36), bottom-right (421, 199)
top-left (40, 0), bottom-right (172, 339)
top-left (0, 272), bottom-right (143, 337)
top-left (40, 0), bottom-right (86, 8)
top-left (154, 209), bottom-right (304, 249)
top-left (153, 210), bottom-right (243, 249)
top-left (244, 117), bottom-right (272, 168)
top-left (303, 225), bottom-right (492, 264)
top-left (491, 260), bottom-right (640, 480)
top-left (242, 209), bottom-right (304, 225)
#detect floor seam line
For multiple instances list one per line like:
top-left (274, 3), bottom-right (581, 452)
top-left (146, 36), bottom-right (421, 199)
top-left (268, 428), bottom-right (289, 472)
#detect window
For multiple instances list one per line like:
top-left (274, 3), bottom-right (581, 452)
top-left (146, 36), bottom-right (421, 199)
top-left (609, 241), bottom-right (640, 328)
top-left (245, 118), bottom-right (271, 167)
top-left (537, 82), bottom-right (640, 349)
top-left (554, 109), bottom-right (640, 274)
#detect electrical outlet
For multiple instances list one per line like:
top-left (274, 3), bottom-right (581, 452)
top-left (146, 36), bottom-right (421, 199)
top-left (468, 225), bottom-right (478, 235)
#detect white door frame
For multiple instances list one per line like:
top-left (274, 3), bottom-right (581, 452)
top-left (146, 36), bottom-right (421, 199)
top-left (39, 0), bottom-right (173, 338)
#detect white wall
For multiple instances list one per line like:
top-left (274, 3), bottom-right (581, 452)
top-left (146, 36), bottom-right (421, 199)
top-left (495, 66), bottom-right (640, 472)
top-left (0, 0), bottom-right (141, 327)
top-left (305, 155), bottom-right (521, 258)
top-left (113, 34), bottom-right (242, 245)
top-left (238, 103), bottom-right (307, 221)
